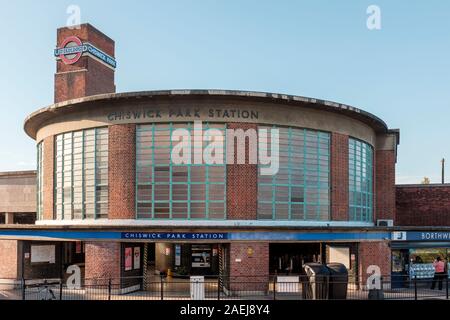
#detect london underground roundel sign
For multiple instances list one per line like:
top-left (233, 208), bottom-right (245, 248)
top-left (55, 36), bottom-right (85, 65)
top-left (54, 36), bottom-right (117, 69)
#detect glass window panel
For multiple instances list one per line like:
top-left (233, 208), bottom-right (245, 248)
top-left (348, 138), bottom-right (373, 222)
top-left (258, 126), bottom-right (330, 221)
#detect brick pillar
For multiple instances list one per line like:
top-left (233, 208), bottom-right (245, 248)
top-left (0, 240), bottom-right (20, 280)
top-left (229, 242), bottom-right (269, 292)
top-left (226, 123), bottom-right (258, 220)
top-left (358, 241), bottom-right (391, 286)
top-left (375, 150), bottom-right (396, 222)
top-left (85, 242), bottom-right (121, 286)
top-left (108, 124), bottom-right (136, 219)
top-left (331, 133), bottom-right (349, 221)
top-left (54, 23), bottom-right (115, 103)
top-left (42, 136), bottom-right (54, 220)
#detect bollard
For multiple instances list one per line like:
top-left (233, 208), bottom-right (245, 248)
top-left (59, 279), bottom-right (63, 300)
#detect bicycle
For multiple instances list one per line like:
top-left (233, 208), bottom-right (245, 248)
top-left (37, 280), bottom-right (57, 300)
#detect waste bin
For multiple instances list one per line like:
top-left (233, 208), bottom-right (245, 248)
top-left (326, 263), bottom-right (348, 300)
top-left (302, 263), bottom-right (330, 300)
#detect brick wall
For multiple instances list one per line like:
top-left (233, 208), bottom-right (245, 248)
top-left (226, 123), bottom-right (258, 220)
top-left (55, 24), bottom-right (115, 103)
top-left (42, 136), bottom-right (54, 220)
top-left (358, 241), bottom-right (391, 285)
top-left (375, 150), bottom-right (396, 222)
top-left (331, 133), bottom-right (349, 221)
top-left (396, 185), bottom-right (450, 226)
top-left (85, 242), bottom-right (121, 285)
top-left (108, 124), bottom-right (136, 219)
top-left (0, 240), bottom-right (19, 279)
top-left (229, 242), bottom-right (269, 292)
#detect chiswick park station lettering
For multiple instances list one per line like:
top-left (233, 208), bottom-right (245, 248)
top-left (107, 108), bottom-right (259, 121)
top-left (121, 232), bottom-right (229, 240)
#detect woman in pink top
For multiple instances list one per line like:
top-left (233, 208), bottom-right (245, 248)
top-left (431, 257), bottom-right (446, 290)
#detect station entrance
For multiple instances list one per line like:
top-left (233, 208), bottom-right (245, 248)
top-left (144, 243), bottom-right (227, 278)
top-left (269, 242), bottom-right (359, 278)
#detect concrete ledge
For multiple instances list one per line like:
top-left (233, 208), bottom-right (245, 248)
top-left (35, 219), bottom-right (374, 228)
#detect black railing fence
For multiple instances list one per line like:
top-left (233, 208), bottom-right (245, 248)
top-left (0, 274), bottom-right (448, 301)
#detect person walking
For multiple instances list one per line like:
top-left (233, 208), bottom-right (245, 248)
top-left (431, 257), bottom-right (446, 290)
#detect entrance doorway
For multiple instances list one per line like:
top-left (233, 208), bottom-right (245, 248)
top-left (269, 243), bottom-right (321, 275)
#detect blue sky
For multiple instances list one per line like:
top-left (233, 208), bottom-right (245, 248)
top-left (0, 0), bottom-right (449, 184)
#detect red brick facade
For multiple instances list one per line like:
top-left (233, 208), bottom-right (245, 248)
top-left (331, 133), bottom-right (349, 221)
top-left (229, 242), bottom-right (269, 292)
top-left (226, 123), bottom-right (258, 220)
top-left (358, 241), bottom-right (391, 284)
top-left (42, 136), bottom-right (54, 220)
top-left (85, 242), bottom-right (121, 285)
top-left (54, 24), bottom-right (115, 103)
top-left (0, 240), bottom-right (20, 279)
top-left (375, 150), bottom-right (396, 222)
top-left (108, 124), bottom-right (136, 219)
top-left (396, 185), bottom-right (450, 226)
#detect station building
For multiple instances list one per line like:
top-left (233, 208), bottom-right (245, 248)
top-left (0, 24), bottom-right (448, 291)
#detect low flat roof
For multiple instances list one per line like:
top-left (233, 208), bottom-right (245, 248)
top-left (24, 89), bottom-right (398, 140)
top-left (0, 170), bottom-right (36, 178)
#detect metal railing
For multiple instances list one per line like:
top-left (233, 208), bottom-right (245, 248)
top-left (0, 274), bottom-right (448, 301)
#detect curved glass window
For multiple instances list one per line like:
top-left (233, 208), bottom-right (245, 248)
top-left (349, 138), bottom-right (373, 222)
top-left (136, 123), bottom-right (227, 220)
top-left (37, 142), bottom-right (43, 220)
top-left (258, 127), bottom-right (330, 220)
top-left (54, 128), bottom-right (109, 220)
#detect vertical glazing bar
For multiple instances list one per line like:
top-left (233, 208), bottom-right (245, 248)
top-left (152, 124), bottom-right (155, 219)
top-left (93, 129), bottom-right (98, 219)
top-left (303, 129), bottom-right (307, 220)
top-left (135, 126), bottom-right (139, 219)
top-left (61, 134), bottom-right (65, 220)
top-left (205, 123), bottom-right (209, 220)
top-left (288, 127), bottom-right (292, 220)
top-left (82, 130), bottom-right (85, 220)
top-left (316, 132), bottom-right (320, 221)
top-left (187, 123), bottom-right (191, 220)
top-left (272, 125), bottom-right (276, 220)
top-left (71, 131), bottom-right (74, 220)
top-left (169, 123), bottom-right (173, 219)
top-left (223, 123), bottom-right (227, 219)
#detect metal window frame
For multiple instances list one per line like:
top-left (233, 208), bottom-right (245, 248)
top-left (257, 126), bottom-right (331, 221)
top-left (348, 137), bottom-right (373, 222)
top-left (136, 122), bottom-right (227, 220)
top-left (54, 127), bottom-right (109, 221)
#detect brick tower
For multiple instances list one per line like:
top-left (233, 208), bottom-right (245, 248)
top-left (54, 23), bottom-right (116, 103)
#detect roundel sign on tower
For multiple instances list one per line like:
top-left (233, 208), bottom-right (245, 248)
top-left (54, 36), bottom-right (117, 69)
top-left (54, 36), bottom-right (86, 65)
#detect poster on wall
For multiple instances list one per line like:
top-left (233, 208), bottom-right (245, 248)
top-left (175, 245), bottom-right (181, 266)
top-left (328, 246), bottom-right (350, 269)
top-left (31, 245), bottom-right (56, 264)
top-left (75, 241), bottom-right (82, 254)
top-left (133, 247), bottom-right (141, 270)
top-left (125, 247), bottom-right (133, 271)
